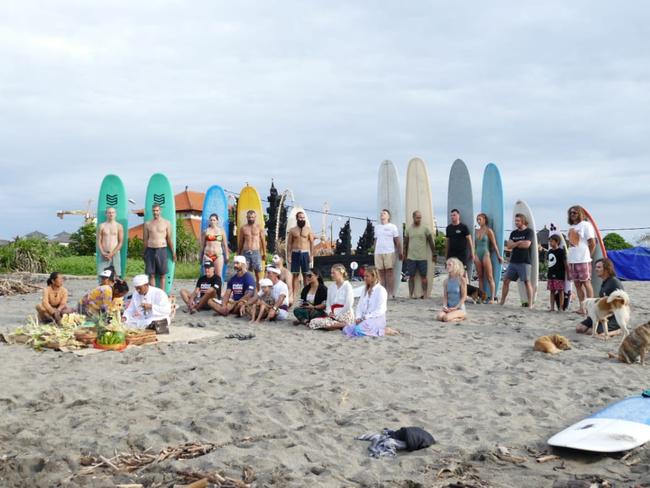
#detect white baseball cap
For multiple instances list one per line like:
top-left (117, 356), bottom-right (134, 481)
top-left (266, 266), bottom-right (280, 275)
top-left (234, 255), bottom-right (246, 264)
top-left (259, 278), bottom-right (273, 287)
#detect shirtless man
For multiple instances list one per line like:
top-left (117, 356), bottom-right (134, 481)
top-left (286, 211), bottom-right (314, 301)
top-left (97, 207), bottom-right (124, 277)
top-left (237, 210), bottom-right (266, 284)
top-left (143, 204), bottom-right (176, 289)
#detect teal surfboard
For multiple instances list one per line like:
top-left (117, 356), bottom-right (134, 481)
top-left (200, 185), bottom-right (229, 278)
top-left (96, 175), bottom-right (128, 278)
top-left (480, 163), bottom-right (505, 298)
top-left (447, 159), bottom-right (474, 278)
top-left (145, 173), bottom-right (176, 294)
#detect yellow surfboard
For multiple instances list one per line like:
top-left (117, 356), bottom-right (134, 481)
top-left (236, 184), bottom-right (266, 246)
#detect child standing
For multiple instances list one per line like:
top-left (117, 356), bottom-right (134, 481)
top-left (547, 235), bottom-right (568, 312)
top-left (436, 257), bottom-right (467, 322)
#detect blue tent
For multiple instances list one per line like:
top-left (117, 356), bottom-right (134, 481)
top-left (608, 246), bottom-right (650, 281)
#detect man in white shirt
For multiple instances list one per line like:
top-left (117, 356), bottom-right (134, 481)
top-left (265, 266), bottom-right (289, 320)
top-left (124, 274), bottom-right (172, 333)
top-left (567, 206), bottom-right (596, 314)
top-left (373, 209), bottom-right (403, 299)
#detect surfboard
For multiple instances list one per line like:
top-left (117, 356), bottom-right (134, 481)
top-left (96, 175), bottom-right (128, 279)
top-left (548, 393), bottom-right (650, 452)
top-left (480, 163), bottom-right (504, 298)
top-left (447, 159), bottom-right (474, 279)
top-left (236, 185), bottom-right (266, 263)
top-left (145, 173), bottom-right (176, 294)
top-left (581, 207), bottom-right (608, 296)
top-left (405, 157), bottom-right (435, 297)
top-left (286, 205), bottom-right (311, 251)
top-left (512, 200), bottom-right (538, 305)
top-left (200, 185), bottom-right (229, 279)
top-left (377, 160), bottom-right (403, 297)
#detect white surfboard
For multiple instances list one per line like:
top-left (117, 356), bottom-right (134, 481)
top-left (377, 160), bottom-right (403, 297)
top-left (548, 394), bottom-right (650, 452)
top-left (512, 200), bottom-right (538, 305)
top-left (286, 205), bottom-right (311, 266)
top-left (405, 157), bottom-right (435, 298)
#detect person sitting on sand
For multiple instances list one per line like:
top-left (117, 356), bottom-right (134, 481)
top-left (342, 266), bottom-right (399, 337)
top-left (576, 258), bottom-right (624, 337)
top-left (259, 266), bottom-right (290, 321)
top-left (293, 268), bottom-right (328, 326)
top-left (124, 274), bottom-right (171, 333)
top-left (271, 254), bottom-right (293, 306)
top-left (210, 256), bottom-right (256, 316)
top-left (244, 278), bottom-right (276, 322)
top-left (78, 268), bottom-right (129, 317)
top-left (179, 261), bottom-right (222, 314)
top-left (309, 264), bottom-right (355, 330)
top-left (36, 272), bottom-right (74, 324)
top-left (436, 258), bottom-right (468, 323)
top-left (200, 213), bottom-right (229, 280)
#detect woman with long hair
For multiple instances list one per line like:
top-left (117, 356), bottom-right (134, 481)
top-left (473, 213), bottom-right (503, 303)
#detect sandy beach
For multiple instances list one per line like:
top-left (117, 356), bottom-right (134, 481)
top-left (1, 275), bottom-right (649, 487)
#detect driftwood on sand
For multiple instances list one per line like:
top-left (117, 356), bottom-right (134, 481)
top-left (0, 277), bottom-right (42, 296)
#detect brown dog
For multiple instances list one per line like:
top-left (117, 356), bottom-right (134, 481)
top-left (534, 334), bottom-right (572, 354)
top-left (608, 321), bottom-right (650, 365)
top-left (466, 284), bottom-right (488, 304)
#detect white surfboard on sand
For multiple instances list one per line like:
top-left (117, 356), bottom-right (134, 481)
top-left (377, 160), bottom-right (403, 297)
top-left (512, 200), bottom-right (538, 305)
top-left (405, 157), bottom-right (435, 298)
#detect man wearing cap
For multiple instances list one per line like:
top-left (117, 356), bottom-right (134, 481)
top-left (124, 274), bottom-right (172, 332)
top-left (210, 256), bottom-right (256, 316)
top-left (286, 211), bottom-right (314, 303)
top-left (271, 254), bottom-right (293, 306)
top-left (179, 262), bottom-right (222, 314)
top-left (237, 210), bottom-right (266, 285)
top-left (78, 268), bottom-right (129, 317)
top-left (264, 265), bottom-right (290, 321)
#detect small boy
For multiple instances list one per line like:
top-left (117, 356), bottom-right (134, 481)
top-left (243, 278), bottom-right (275, 323)
top-left (547, 235), bottom-right (568, 312)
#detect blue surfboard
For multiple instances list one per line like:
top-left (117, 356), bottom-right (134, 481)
top-left (480, 163), bottom-right (505, 298)
top-left (200, 185), bottom-right (229, 279)
top-left (447, 159), bottom-right (474, 279)
top-left (548, 393), bottom-right (650, 452)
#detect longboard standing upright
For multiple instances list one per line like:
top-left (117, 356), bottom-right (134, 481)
top-left (480, 163), bottom-right (504, 299)
top-left (200, 185), bottom-right (229, 279)
top-left (145, 174), bottom-right (176, 294)
top-left (447, 158), bottom-right (474, 280)
top-left (513, 200), bottom-right (538, 305)
top-left (96, 175), bottom-right (128, 278)
top-left (405, 157), bottom-right (435, 298)
top-left (377, 160), bottom-right (403, 297)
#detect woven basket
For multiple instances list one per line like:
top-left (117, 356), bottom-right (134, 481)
top-left (74, 329), bottom-right (97, 345)
top-left (93, 339), bottom-right (127, 352)
top-left (126, 330), bottom-right (157, 346)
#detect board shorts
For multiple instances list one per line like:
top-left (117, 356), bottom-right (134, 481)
top-left (145, 247), bottom-right (168, 275)
top-left (406, 259), bottom-right (427, 277)
top-left (504, 262), bottom-right (530, 282)
top-left (547, 279), bottom-right (565, 292)
top-left (290, 250), bottom-right (310, 274)
top-left (569, 263), bottom-right (591, 282)
top-left (98, 253), bottom-right (121, 278)
top-left (374, 253), bottom-right (395, 270)
top-left (244, 250), bottom-right (262, 272)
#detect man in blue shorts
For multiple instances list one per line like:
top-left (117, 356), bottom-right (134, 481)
top-left (286, 211), bottom-right (314, 303)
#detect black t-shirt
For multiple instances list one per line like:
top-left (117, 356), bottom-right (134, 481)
top-left (509, 228), bottom-right (534, 264)
top-left (547, 248), bottom-right (566, 280)
top-left (446, 223), bottom-right (470, 261)
top-left (195, 275), bottom-right (222, 299)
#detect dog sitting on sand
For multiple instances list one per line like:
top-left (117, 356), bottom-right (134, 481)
top-left (608, 321), bottom-right (650, 365)
top-left (584, 289), bottom-right (630, 340)
top-left (534, 334), bottom-right (572, 354)
top-left (466, 284), bottom-right (488, 304)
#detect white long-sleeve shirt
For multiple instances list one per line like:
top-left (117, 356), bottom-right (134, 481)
top-left (355, 283), bottom-right (387, 320)
top-left (124, 286), bottom-right (172, 329)
top-left (325, 281), bottom-right (354, 315)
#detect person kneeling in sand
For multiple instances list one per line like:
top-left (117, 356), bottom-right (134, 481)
top-left (436, 258), bottom-right (467, 323)
top-left (342, 266), bottom-right (399, 337)
top-left (180, 261), bottom-right (222, 314)
top-left (78, 268), bottom-right (129, 317)
top-left (36, 272), bottom-right (74, 325)
top-left (243, 278), bottom-right (276, 322)
top-left (309, 264), bottom-right (356, 330)
top-left (124, 275), bottom-right (172, 333)
top-left (210, 256), bottom-right (256, 316)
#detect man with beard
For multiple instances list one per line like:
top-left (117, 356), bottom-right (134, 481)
top-left (238, 210), bottom-right (267, 285)
top-left (286, 211), bottom-right (314, 302)
top-left (567, 205), bottom-right (596, 314)
top-left (124, 274), bottom-right (171, 333)
top-left (210, 256), bottom-right (256, 316)
top-left (499, 213), bottom-right (534, 308)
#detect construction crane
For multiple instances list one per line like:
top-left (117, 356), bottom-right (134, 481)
top-left (56, 199), bottom-right (96, 225)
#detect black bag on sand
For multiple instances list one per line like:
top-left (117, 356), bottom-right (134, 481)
top-left (388, 427), bottom-right (435, 451)
top-left (147, 319), bottom-right (169, 335)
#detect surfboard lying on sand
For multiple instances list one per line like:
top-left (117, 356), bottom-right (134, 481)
top-left (512, 200), bottom-right (538, 305)
top-left (405, 157), bottom-right (435, 298)
top-left (96, 174), bottom-right (128, 278)
top-left (581, 207), bottom-right (608, 296)
top-left (145, 173), bottom-right (176, 294)
top-left (480, 163), bottom-right (504, 298)
top-left (200, 185), bottom-right (229, 278)
top-left (447, 159), bottom-right (474, 279)
top-left (377, 160), bottom-right (403, 297)
top-left (548, 393), bottom-right (650, 452)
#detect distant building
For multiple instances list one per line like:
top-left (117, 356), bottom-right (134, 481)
top-left (24, 231), bottom-right (48, 240)
top-left (0, 239), bottom-right (10, 247)
top-left (129, 188), bottom-right (205, 241)
top-left (50, 231), bottom-right (72, 246)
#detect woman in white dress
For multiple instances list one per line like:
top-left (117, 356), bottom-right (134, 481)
top-left (309, 264), bottom-right (355, 331)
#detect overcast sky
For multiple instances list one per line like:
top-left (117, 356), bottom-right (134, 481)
top-left (1, 1), bottom-right (649, 244)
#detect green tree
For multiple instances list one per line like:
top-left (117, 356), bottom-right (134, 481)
top-left (176, 220), bottom-right (200, 263)
top-left (69, 223), bottom-right (97, 256)
top-left (128, 236), bottom-right (144, 257)
top-left (603, 232), bottom-right (632, 251)
top-left (434, 231), bottom-right (446, 257)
